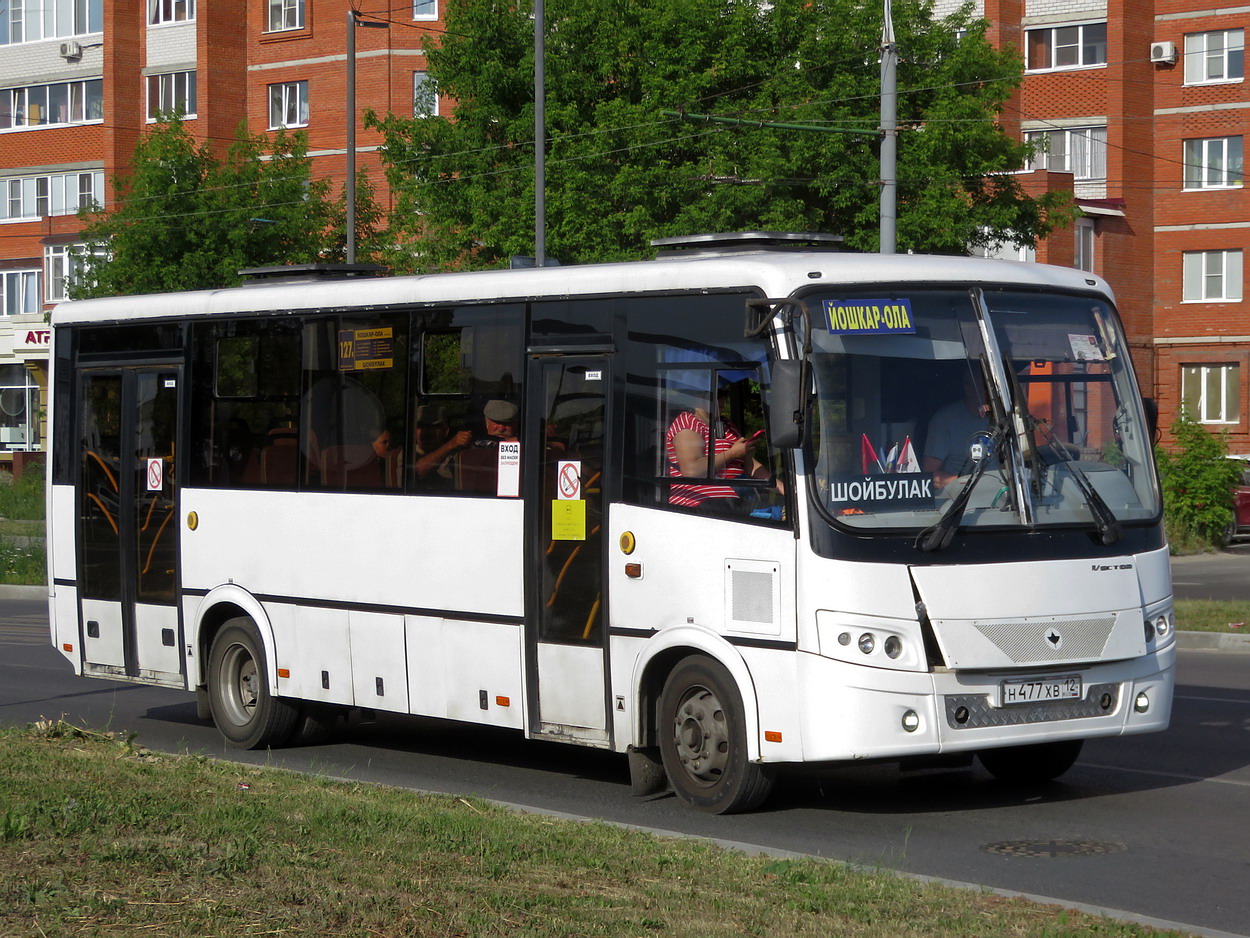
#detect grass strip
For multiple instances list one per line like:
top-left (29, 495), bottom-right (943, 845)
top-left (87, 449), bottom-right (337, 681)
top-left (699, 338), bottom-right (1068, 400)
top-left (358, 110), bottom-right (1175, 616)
top-left (0, 719), bottom-right (1192, 938)
top-left (1173, 599), bottom-right (1250, 633)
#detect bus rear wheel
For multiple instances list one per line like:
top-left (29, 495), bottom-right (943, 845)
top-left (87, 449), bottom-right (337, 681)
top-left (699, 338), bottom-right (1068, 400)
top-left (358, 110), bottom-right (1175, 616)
top-left (658, 655), bottom-right (775, 814)
top-left (208, 619), bottom-right (299, 750)
top-left (977, 739), bottom-right (1083, 784)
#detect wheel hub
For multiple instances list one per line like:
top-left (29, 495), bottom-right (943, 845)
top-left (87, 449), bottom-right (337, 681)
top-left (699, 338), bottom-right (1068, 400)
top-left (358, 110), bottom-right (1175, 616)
top-left (673, 687), bottom-right (729, 785)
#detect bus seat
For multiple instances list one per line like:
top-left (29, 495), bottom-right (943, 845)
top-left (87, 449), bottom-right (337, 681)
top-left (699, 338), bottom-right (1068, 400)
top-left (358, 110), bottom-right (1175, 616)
top-left (259, 430), bottom-right (299, 485)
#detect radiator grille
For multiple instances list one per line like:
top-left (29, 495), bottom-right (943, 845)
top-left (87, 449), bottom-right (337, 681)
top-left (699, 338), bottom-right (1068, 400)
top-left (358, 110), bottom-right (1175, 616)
top-left (971, 616), bottom-right (1116, 664)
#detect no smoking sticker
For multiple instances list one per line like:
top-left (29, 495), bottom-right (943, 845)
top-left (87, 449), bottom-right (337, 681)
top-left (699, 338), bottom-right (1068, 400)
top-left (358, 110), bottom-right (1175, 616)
top-left (146, 458), bottom-right (163, 492)
top-left (557, 460), bottom-right (582, 500)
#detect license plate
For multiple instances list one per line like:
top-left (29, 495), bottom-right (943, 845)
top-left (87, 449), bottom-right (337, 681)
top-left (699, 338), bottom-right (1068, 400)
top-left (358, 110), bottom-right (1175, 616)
top-left (1000, 674), bottom-right (1082, 706)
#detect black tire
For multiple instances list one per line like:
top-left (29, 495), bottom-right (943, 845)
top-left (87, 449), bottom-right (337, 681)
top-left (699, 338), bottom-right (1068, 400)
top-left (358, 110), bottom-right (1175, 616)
top-left (658, 655), bottom-right (775, 814)
top-left (208, 619), bottom-right (299, 750)
top-left (978, 739), bottom-right (1083, 784)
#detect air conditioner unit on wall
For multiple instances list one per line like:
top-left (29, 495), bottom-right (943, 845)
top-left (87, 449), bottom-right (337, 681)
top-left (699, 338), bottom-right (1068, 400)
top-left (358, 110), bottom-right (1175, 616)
top-left (60, 40), bottom-right (82, 59)
top-left (1150, 41), bottom-right (1177, 64)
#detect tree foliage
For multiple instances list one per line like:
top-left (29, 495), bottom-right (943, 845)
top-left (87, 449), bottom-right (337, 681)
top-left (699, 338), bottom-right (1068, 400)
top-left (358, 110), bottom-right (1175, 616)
top-left (1156, 410), bottom-right (1242, 552)
top-left (75, 121), bottom-right (383, 298)
top-left (373, 0), bottom-right (1069, 270)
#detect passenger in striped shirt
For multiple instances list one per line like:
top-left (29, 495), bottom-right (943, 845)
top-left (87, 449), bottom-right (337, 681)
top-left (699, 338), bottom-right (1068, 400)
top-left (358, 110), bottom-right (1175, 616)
top-left (666, 407), bottom-right (761, 508)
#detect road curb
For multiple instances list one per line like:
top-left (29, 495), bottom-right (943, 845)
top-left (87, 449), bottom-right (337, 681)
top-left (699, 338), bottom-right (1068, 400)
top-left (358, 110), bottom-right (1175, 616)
top-left (1176, 630), bottom-right (1250, 653)
top-left (0, 584), bottom-right (45, 600)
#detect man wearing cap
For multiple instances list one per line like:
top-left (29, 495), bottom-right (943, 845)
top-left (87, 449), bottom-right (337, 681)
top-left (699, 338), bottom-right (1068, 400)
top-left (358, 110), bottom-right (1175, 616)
top-left (456, 399), bottom-right (520, 492)
top-left (413, 404), bottom-right (471, 485)
top-left (481, 399), bottom-right (519, 442)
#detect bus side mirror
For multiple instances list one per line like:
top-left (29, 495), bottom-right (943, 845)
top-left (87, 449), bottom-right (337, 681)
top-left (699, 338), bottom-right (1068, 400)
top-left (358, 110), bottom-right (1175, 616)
top-left (768, 359), bottom-right (808, 450)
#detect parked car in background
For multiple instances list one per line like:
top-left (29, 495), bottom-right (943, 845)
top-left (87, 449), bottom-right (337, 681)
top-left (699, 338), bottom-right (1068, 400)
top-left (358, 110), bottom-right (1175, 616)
top-left (1228, 456), bottom-right (1250, 543)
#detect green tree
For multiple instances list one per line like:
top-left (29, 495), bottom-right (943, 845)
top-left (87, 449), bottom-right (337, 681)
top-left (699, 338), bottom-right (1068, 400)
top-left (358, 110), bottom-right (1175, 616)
top-left (372, 0), bottom-right (1069, 271)
top-left (1156, 410), bottom-right (1242, 552)
top-left (75, 121), bottom-right (382, 297)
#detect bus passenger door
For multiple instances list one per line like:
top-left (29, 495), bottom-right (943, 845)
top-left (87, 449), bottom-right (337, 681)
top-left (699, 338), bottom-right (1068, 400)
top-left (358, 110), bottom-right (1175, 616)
top-left (524, 354), bottom-right (611, 745)
top-left (77, 366), bottom-right (182, 683)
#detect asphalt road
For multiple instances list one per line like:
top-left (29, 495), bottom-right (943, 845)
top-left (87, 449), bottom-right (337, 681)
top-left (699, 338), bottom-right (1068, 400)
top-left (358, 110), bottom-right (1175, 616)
top-left (1171, 541), bottom-right (1250, 601)
top-left (2, 598), bottom-right (1248, 938)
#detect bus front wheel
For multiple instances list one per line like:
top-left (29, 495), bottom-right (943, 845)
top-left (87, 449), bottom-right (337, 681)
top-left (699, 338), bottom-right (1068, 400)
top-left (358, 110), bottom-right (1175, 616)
top-left (658, 656), bottom-right (775, 814)
top-left (208, 619), bottom-right (299, 750)
top-left (977, 739), bottom-right (1083, 784)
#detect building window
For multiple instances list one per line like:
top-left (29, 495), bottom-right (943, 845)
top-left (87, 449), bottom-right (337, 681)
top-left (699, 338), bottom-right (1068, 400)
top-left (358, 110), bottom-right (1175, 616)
top-left (268, 81), bottom-right (308, 129)
top-left (267, 0), bottom-right (304, 32)
top-left (1, 270), bottom-right (40, 315)
top-left (147, 71), bottom-right (197, 120)
top-left (2, 171), bottom-right (103, 221)
top-left (148, 0), bottom-right (195, 25)
top-left (0, 80), bottom-right (104, 131)
top-left (1, 0), bottom-right (103, 45)
top-left (1182, 364), bottom-right (1241, 424)
top-left (1183, 137), bottom-right (1244, 189)
top-left (1075, 219), bottom-right (1095, 272)
top-left (1025, 126), bottom-right (1107, 181)
top-left (414, 72), bottom-right (438, 117)
top-left (44, 243), bottom-right (102, 302)
top-left (0, 364), bottom-right (40, 451)
top-left (1185, 30), bottom-right (1244, 84)
top-left (1183, 250), bottom-right (1243, 302)
top-left (413, 0), bottom-right (437, 21)
top-left (1026, 23), bottom-right (1107, 71)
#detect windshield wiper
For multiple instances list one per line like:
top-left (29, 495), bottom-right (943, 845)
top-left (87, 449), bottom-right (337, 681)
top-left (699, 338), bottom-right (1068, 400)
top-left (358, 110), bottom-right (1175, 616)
top-left (1034, 423), bottom-right (1123, 545)
top-left (915, 422), bottom-right (1007, 552)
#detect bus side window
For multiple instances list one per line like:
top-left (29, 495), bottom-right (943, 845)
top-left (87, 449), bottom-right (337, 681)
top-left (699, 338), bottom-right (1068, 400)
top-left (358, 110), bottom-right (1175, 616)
top-left (189, 321), bottom-right (301, 489)
top-left (412, 307), bottom-right (524, 495)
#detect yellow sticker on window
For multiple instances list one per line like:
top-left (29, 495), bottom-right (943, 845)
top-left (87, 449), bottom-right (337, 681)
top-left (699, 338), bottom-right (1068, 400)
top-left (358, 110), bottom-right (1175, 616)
top-left (551, 499), bottom-right (587, 541)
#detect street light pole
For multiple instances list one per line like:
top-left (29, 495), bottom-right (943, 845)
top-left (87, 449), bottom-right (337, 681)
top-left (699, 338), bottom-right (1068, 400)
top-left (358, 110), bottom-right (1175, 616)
top-left (534, 0), bottom-right (545, 268)
top-left (346, 10), bottom-right (388, 266)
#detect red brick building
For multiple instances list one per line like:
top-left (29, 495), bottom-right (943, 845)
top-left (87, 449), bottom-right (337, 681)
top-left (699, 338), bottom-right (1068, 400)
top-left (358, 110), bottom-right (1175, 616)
top-left (954, 0), bottom-right (1249, 452)
top-left (0, 0), bottom-right (442, 463)
top-left (3, 1), bottom-right (1246, 461)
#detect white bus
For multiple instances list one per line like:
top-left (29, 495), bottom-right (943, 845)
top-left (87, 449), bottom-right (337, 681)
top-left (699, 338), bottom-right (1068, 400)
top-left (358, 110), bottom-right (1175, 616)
top-left (46, 233), bottom-right (1174, 813)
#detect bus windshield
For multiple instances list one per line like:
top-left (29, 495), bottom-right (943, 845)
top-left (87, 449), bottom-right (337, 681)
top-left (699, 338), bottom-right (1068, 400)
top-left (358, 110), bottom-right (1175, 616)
top-left (804, 286), bottom-right (1160, 539)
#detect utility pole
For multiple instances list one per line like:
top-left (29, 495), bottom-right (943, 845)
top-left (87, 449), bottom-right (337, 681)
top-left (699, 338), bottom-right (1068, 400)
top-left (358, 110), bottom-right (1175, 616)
top-left (346, 10), bottom-right (388, 266)
top-left (534, 0), bottom-right (546, 267)
top-left (879, 0), bottom-right (898, 255)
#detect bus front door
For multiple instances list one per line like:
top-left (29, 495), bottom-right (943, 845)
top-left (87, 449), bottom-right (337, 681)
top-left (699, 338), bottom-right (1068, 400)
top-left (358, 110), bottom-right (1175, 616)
top-left (525, 355), bottom-right (611, 745)
top-left (77, 367), bottom-right (182, 683)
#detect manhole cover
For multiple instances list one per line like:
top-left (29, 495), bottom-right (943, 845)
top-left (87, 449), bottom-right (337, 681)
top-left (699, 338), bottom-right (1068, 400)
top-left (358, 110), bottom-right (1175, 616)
top-left (982, 840), bottom-right (1126, 858)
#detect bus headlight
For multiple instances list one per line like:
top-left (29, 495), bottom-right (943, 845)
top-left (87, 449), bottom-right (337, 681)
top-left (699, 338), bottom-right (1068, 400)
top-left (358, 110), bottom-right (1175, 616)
top-left (884, 636), bottom-right (903, 659)
top-left (1142, 602), bottom-right (1176, 650)
top-left (815, 611), bottom-right (927, 672)
top-left (858, 633), bottom-right (876, 655)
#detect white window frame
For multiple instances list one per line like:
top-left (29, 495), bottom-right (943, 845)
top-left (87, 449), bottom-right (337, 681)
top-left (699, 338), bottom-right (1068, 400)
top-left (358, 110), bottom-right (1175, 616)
top-left (148, 0), bottom-right (195, 26)
top-left (1184, 30), bottom-right (1244, 85)
top-left (268, 80), bottom-right (309, 130)
top-left (1183, 136), bottom-right (1244, 189)
top-left (413, 71), bottom-right (438, 118)
top-left (1026, 22), bottom-right (1107, 72)
top-left (1182, 363), bottom-right (1241, 425)
top-left (1075, 219), bottom-right (1095, 272)
top-left (1, 0), bottom-right (103, 46)
top-left (266, 0), bottom-right (304, 32)
top-left (147, 71), bottom-right (197, 121)
top-left (1183, 250), bottom-right (1243, 302)
top-left (413, 0), bottom-right (438, 21)
top-left (44, 243), bottom-right (105, 302)
top-left (1, 79), bottom-right (103, 131)
top-left (1, 269), bottom-right (41, 315)
top-left (1025, 126), bottom-right (1107, 181)
top-left (2, 171), bottom-right (102, 221)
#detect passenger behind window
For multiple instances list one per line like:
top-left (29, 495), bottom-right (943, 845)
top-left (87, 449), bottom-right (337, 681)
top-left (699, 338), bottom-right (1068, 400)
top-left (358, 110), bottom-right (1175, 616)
top-left (412, 404), bottom-right (471, 488)
top-left (922, 370), bottom-right (990, 492)
top-left (456, 399), bottom-right (518, 493)
top-left (666, 384), bottom-right (768, 509)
